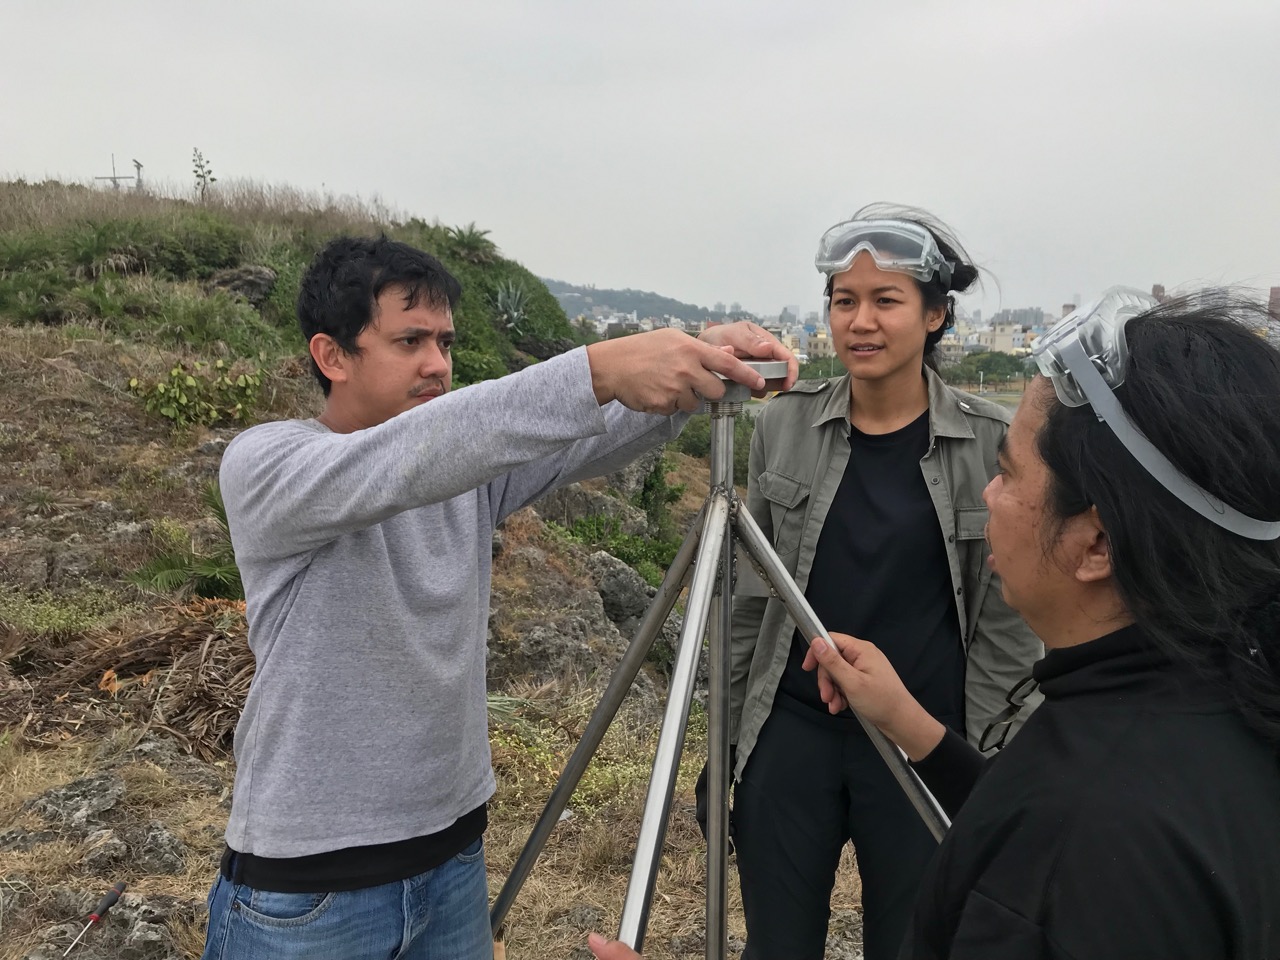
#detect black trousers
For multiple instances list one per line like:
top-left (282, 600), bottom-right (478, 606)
top-left (734, 700), bottom-right (956, 960)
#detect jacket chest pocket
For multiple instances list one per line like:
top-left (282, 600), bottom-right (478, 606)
top-left (954, 505), bottom-right (993, 590)
top-left (757, 469), bottom-right (811, 558)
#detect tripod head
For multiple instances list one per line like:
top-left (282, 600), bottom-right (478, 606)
top-left (712, 359), bottom-right (791, 405)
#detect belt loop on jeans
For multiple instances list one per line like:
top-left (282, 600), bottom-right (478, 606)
top-left (221, 845), bottom-right (246, 884)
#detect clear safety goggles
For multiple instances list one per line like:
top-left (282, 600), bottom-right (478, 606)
top-left (1031, 287), bottom-right (1280, 540)
top-left (814, 219), bottom-right (953, 286)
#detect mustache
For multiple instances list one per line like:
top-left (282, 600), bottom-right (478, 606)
top-left (411, 377), bottom-right (447, 398)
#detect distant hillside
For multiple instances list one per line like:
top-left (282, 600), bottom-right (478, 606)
top-left (543, 277), bottom-right (754, 324)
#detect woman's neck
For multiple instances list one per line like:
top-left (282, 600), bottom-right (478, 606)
top-left (1031, 590), bottom-right (1135, 650)
top-left (848, 367), bottom-right (930, 434)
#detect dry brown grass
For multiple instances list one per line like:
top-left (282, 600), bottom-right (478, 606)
top-left (0, 177), bottom-right (404, 236)
top-left (11, 600), bottom-right (251, 760)
top-left (0, 729), bottom-right (226, 960)
top-left (2, 634), bottom-right (866, 959)
top-left (663, 451), bottom-right (715, 534)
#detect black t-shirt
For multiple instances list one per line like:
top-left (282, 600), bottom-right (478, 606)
top-left (777, 410), bottom-right (964, 725)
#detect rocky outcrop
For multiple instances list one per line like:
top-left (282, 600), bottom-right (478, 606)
top-left (605, 447), bottom-right (664, 500)
top-left (583, 550), bottom-right (689, 683)
top-left (533, 483), bottom-right (648, 537)
top-left (207, 265), bottom-right (277, 308)
top-left (27, 773), bottom-right (125, 831)
top-left (19, 889), bottom-right (199, 960)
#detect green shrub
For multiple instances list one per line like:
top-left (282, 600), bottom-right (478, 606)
top-left (452, 347), bottom-right (507, 386)
top-left (144, 212), bottom-right (244, 279)
top-left (55, 274), bottom-right (152, 324)
top-left (0, 267), bottom-right (74, 322)
top-left (555, 515), bottom-right (678, 588)
top-left (261, 252), bottom-right (306, 328)
top-left (148, 286), bottom-right (290, 355)
top-left (671, 415), bottom-right (755, 486)
top-left (0, 231), bottom-right (60, 272)
top-left (129, 358), bottom-right (262, 427)
top-left (634, 455), bottom-right (684, 540)
top-left (1, 213), bottom-right (245, 283)
top-left (0, 586), bottom-right (128, 640)
top-left (129, 482), bottom-right (243, 600)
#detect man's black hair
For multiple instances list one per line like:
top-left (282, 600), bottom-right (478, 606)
top-left (297, 236), bottom-right (463, 395)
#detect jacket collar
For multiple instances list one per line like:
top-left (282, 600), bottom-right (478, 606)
top-left (810, 365), bottom-right (975, 441)
top-left (1032, 624), bottom-right (1228, 709)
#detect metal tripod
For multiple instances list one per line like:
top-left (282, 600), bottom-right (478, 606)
top-left (491, 360), bottom-right (950, 957)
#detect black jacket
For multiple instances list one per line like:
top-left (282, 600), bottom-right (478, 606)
top-left (903, 625), bottom-right (1280, 960)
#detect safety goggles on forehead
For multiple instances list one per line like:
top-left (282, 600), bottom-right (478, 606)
top-left (1032, 287), bottom-right (1280, 540)
top-left (814, 219), bottom-right (953, 286)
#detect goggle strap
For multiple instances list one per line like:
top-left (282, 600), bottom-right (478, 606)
top-left (1061, 338), bottom-right (1280, 541)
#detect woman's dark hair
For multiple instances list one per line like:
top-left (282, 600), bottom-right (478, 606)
top-left (297, 236), bottom-right (462, 395)
top-left (825, 202), bottom-right (981, 370)
top-left (1036, 295), bottom-right (1280, 745)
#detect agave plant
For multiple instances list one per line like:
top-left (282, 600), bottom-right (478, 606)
top-left (493, 280), bottom-right (530, 337)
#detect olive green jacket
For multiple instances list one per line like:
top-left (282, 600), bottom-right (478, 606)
top-left (730, 367), bottom-right (1044, 780)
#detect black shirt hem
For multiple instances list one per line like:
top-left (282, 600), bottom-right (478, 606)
top-left (220, 804), bottom-right (488, 893)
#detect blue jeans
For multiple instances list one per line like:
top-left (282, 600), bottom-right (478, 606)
top-left (201, 837), bottom-right (491, 960)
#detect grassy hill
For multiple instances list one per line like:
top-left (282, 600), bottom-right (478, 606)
top-left (0, 179), bottom-right (578, 400)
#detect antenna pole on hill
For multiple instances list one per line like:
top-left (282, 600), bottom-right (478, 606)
top-left (95, 154), bottom-right (139, 191)
top-left (491, 362), bottom-right (951, 958)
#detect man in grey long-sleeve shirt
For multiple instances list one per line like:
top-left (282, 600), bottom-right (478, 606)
top-left (201, 236), bottom-right (797, 960)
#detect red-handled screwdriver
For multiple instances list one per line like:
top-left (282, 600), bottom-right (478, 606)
top-left (62, 881), bottom-right (127, 956)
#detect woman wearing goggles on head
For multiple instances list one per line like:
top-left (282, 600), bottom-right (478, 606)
top-left (592, 293), bottom-right (1280, 960)
top-left (697, 204), bottom-right (1045, 960)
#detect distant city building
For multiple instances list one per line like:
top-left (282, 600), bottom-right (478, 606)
top-left (1062, 303), bottom-right (1077, 319)
top-left (978, 310), bottom-right (1039, 354)
top-left (1269, 287), bottom-right (1280, 317)
top-left (991, 307), bottom-right (1045, 328)
top-left (730, 302), bottom-right (742, 313)
top-left (971, 309), bottom-right (982, 326)
top-left (714, 302), bottom-right (726, 314)
top-left (807, 328), bottom-right (835, 360)
top-left (937, 333), bottom-right (966, 365)
top-left (805, 311), bottom-right (820, 325)
top-left (1152, 284), bottom-right (1167, 302)
top-left (605, 316), bottom-right (645, 338)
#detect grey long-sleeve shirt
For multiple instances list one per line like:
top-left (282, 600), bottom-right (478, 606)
top-left (219, 347), bottom-right (682, 857)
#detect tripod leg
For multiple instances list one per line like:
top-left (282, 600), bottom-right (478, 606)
top-left (490, 504), bottom-right (706, 936)
top-left (618, 493), bottom-right (732, 950)
top-left (734, 506), bottom-right (952, 842)
top-left (705, 413), bottom-right (735, 960)
top-left (704, 525), bottom-right (732, 960)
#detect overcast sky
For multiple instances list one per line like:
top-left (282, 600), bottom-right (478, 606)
top-left (4, 0), bottom-right (1278, 320)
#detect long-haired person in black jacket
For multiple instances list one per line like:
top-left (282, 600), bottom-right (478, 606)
top-left (586, 289), bottom-right (1280, 960)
